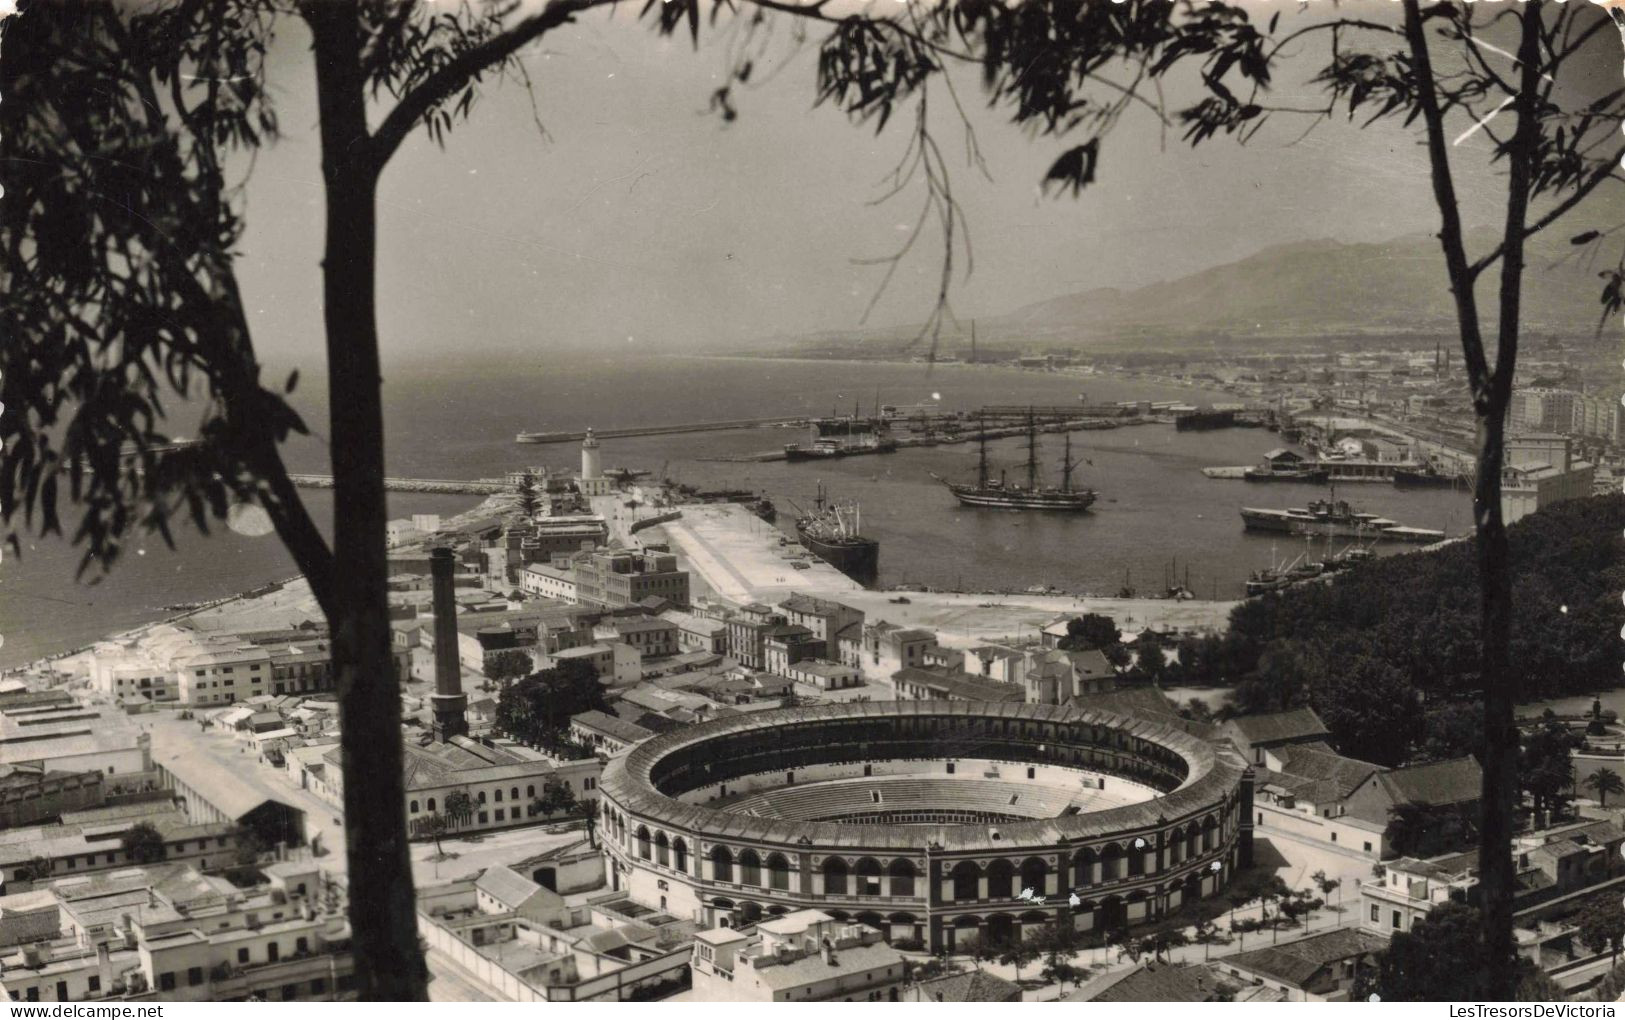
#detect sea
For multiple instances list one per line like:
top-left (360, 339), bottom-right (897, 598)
top-left (0, 354), bottom-right (1474, 671)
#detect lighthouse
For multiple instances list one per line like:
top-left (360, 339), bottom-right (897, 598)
top-left (577, 427), bottom-right (611, 496)
top-left (581, 427), bottom-right (602, 480)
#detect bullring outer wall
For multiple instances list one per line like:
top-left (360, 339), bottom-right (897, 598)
top-left (597, 700), bottom-right (1252, 951)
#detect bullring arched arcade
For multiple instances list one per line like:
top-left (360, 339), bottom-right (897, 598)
top-left (598, 701), bottom-right (1253, 952)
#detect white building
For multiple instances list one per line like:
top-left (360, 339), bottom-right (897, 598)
top-left (0, 699), bottom-right (150, 779)
top-left (689, 911), bottom-right (905, 1003)
top-left (0, 862), bottom-right (355, 1002)
top-left (521, 562), bottom-right (579, 602)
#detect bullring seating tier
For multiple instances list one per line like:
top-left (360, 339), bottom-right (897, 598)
top-left (722, 775), bottom-right (1148, 822)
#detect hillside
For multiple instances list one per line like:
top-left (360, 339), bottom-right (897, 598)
top-left (750, 228), bottom-right (1611, 356)
top-left (991, 229), bottom-right (1603, 341)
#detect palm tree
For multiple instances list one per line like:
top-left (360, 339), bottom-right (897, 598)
top-left (1584, 769), bottom-right (1625, 808)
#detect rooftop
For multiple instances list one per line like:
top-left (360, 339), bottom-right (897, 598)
top-left (1064, 961), bottom-right (1217, 1002)
top-left (1221, 928), bottom-right (1389, 989)
top-left (908, 969), bottom-right (1021, 1002)
top-left (571, 710), bottom-right (655, 745)
top-left (1223, 708), bottom-right (1330, 746)
top-left (475, 866), bottom-right (544, 909)
top-left (1375, 755), bottom-right (1482, 807)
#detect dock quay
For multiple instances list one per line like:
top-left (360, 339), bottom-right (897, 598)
top-left (288, 474), bottom-right (509, 495)
top-left (516, 417), bottom-right (807, 444)
top-left (632, 502), bottom-right (1237, 671)
top-left (710, 415), bottom-right (1159, 463)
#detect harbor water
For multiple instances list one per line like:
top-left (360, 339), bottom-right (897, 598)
top-left (0, 355), bottom-right (1472, 670)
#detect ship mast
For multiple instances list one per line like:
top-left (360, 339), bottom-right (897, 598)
top-left (1061, 433), bottom-right (1076, 493)
top-left (1025, 407), bottom-right (1038, 491)
top-left (977, 413), bottom-right (989, 488)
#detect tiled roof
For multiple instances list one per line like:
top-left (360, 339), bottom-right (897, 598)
top-left (1222, 928), bottom-right (1388, 988)
top-left (1224, 708), bottom-right (1330, 746)
top-left (1376, 756), bottom-right (1482, 807)
top-left (1065, 961), bottom-right (1216, 1002)
top-left (1271, 745), bottom-right (1381, 799)
top-left (1541, 820), bottom-right (1625, 847)
top-left (891, 667), bottom-right (1023, 703)
top-left (910, 970), bottom-right (1021, 1002)
top-left (572, 710), bottom-right (654, 744)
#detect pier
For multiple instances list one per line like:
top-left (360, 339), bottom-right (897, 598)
top-left (288, 474), bottom-right (509, 495)
top-left (516, 417), bottom-right (807, 444)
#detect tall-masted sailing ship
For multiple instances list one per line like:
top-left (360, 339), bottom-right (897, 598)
top-left (933, 412), bottom-right (1098, 511)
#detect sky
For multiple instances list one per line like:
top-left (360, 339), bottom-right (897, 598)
top-left (228, 2), bottom-right (1625, 372)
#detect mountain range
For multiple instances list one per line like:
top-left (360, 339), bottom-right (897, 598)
top-left (766, 228), bottom-right (1614, 354)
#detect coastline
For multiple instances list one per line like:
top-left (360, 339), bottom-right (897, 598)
top-left (690, 352), bottom-right (1241, 403)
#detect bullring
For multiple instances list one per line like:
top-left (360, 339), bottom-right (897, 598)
top-left (598, 701), bottom-right (1253, 952)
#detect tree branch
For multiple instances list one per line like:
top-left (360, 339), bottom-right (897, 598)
top-left (367, 0), bottom-right (618, 172)
top-left (1469, 145), bottom-right (1625, 279)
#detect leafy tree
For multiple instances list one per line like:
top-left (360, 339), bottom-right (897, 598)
top-left (496, 658), bottom-right (607, 748)
top-left (1308, 650), bottom-right (1423, 767)
top-left (121, 821), bottom-right (167, 865)
top-left (1058, 615), bottom-right (1120, 653)
top-left (1179, 698), bottom-right (1214, 725)
top-left (1419, 702), bottom-right (1486, 764)
top-left (1576, 895), bottom-right (1625, 967)
top-left (1191, 918), bottom-right (1233, 961)
top-left (1141, 926), bottom-right (1190, 961)
top-left (17, 857), bottom-right (54, 885)
top-left (1228, 915), bottom-right (1266, 952)
top-left (484, 650), bottom-right (533, 687)
top-left (1522, 717), bottom-right (1580, 826)
top-left (535, 776), bottom-right (578, 819)
top-left (998, 940), bottom-right (1041, 984)
top-left (11, 0), bottom-right (1613, 998)
top-left (1040, 958), bottom-right (1083, 993)
top-left (442, 790), bottom-right (475, 832)
top-left (1385, 801), bottom-right (1476, 860)
top-left (1584, 768), bottom-right (1624, 809)
top-left (411, 813), bottom-right (448, 857)
top-left (232, 826), bottom-right (267, 868)
top-left (1182, 2), bottom-right (1625, 988)
top-left (1372, 902), bottom-right (1495, 1001)
top-left (1276, 890), bottom-right (1324, 938)
top-left (959, 934), bottom-right (997, 972)
top-left (1028, 920), bottom-right (1080, 985)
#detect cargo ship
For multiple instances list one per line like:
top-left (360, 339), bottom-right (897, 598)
top-left (1243, 462), bottom-right (1330, 483)
top-left (793, 482), bottom-right (878, 583)
top-left (784, 414), bottom-right (898, 461)
top-left (1175, 408), bottom-right (1238, 431)
top-left (1239, 495), bottom-right (1444, 543)
top-left (933, 412), bottom-right (1097, 511)
top-left (1392, 465), bottom-right (1469, 489)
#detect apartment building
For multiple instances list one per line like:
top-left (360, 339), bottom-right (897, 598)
top-left (573, 550), bottom-right (690, 610)
top-left (0, 862), bottom-right (354, 1002)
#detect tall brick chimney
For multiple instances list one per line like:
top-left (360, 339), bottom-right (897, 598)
top-left (429, 547), bottom-right (468, 742)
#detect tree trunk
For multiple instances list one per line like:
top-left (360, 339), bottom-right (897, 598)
top-left (1475, 4), bottom-right (1546, 998)
top-left (304, 4), bottom-right (425, 1000)
top-left (1399, 0), bottom-right (1527, 996)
